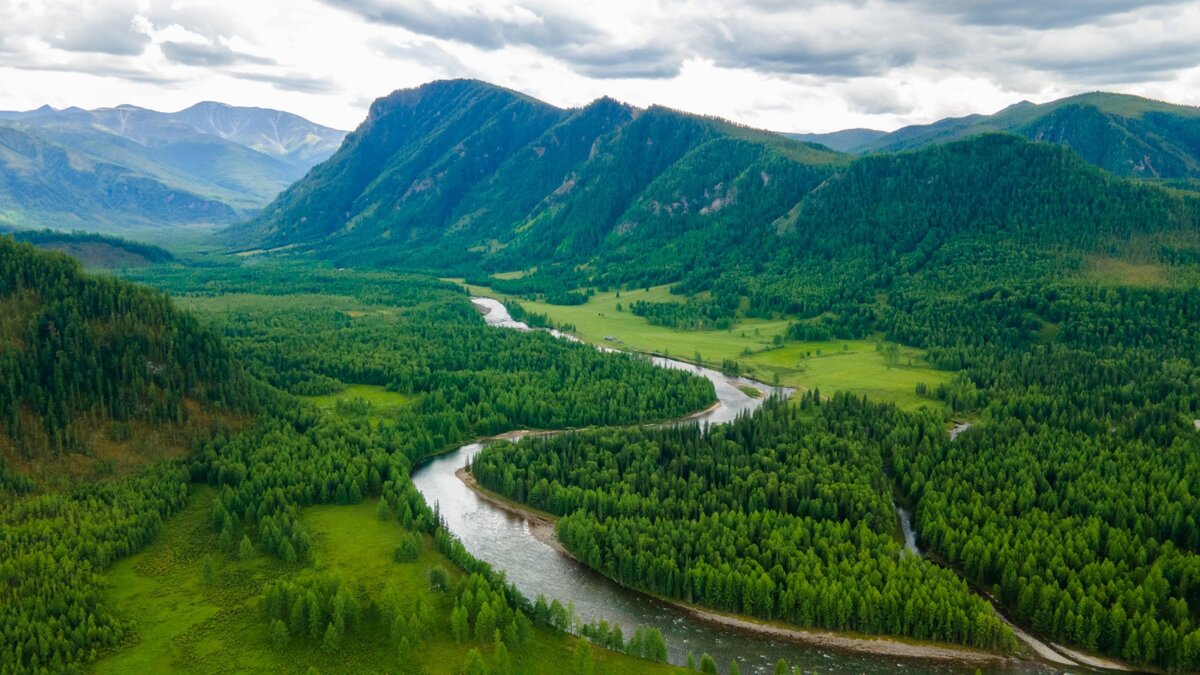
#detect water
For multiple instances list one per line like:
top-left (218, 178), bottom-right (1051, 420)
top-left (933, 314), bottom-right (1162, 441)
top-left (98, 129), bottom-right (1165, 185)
top-left (897, 505), bottom-right (921, 556)
top-left (410, 299), bottom-right (1053, 673)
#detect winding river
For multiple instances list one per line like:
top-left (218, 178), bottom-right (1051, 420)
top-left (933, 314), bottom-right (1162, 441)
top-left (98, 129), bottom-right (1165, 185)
top-left (411, 299), bottom-right (1052, 674)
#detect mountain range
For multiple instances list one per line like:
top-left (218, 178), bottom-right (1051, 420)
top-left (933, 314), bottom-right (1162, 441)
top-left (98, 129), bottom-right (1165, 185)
top-left (230, 80), bottom-right (1200, 302)
top-left (0, 102), bottom-right (345, 231)
top-left (794, 92), bottom-right (1200, 180)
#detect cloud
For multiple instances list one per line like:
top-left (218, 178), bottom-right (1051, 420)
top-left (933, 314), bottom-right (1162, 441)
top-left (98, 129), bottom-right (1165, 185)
top-left (0, 57), bottom-right (177, 85)
top-left (0, 0), bottom-right (1199, 134)
top-left (552, 45), bottom-right (681, 79)
top-left (917, 0), bottom-right (1193, 28)
top-left (321, 0), bottom-right (597, 50)
top-left (44, 4), bottom-right (149, 55)
top-left (232, 71), bottom-right (339, 94)
top-left (374, 39), bottom-right (479, 77)
top-left (1018, 39), bottom-right (1200, 84)
top-left (840, 81), bottom-right (912, 115)
top-left (324, 0), bottom-right (683, 79)
top-left (161, 41), bottom-right (275, 67)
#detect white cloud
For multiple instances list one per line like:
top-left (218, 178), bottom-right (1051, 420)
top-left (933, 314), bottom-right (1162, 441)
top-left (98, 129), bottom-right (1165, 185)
top-left (0, 0), bottom-right (1196, 132)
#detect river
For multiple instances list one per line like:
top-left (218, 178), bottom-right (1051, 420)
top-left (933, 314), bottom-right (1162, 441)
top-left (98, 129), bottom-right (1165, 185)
top-left (410, 298), bottom-right (1053, 674)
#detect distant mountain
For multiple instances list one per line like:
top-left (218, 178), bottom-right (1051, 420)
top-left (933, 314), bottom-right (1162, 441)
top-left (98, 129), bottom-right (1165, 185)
top-left (0, 102), bottom-right (346, 170)
top-left (0, 102), bottom-right (346, 231)
top-left (0, 124), bottom-right (241, 229)
top-left (783, 128), bottom-right (886, 152)
top-left (233, 79), bottom-right (845, 278)
top-left (855, 92), bottom-right (1200, 178)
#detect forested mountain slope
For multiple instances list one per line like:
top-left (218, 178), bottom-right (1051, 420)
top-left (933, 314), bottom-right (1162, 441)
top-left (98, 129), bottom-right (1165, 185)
top-left (783, 127), bottom-right (886, 152)
top-left (230, 79), bottom-right (846, 280)
top-left (232, 81), bottom-right (1200, 307)
top-left (855, 92), bottom-right (1200, 179)
top-left (0, 236), bottom-right (252, 483)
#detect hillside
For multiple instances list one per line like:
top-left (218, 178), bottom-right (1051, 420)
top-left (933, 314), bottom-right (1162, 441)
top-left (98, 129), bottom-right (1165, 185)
top-left (854, 92), bottom-right (1200, 179)
top-left (6, 229), bottom-right (174, 268)
top-left (0, 102), bottom-right (346, 230)
top-left (233, 81), bottom-right (1198, 304)
top-left (232, 79), bottom-right (846, 282)
top-left (0, 236), bottom-right (252, 484)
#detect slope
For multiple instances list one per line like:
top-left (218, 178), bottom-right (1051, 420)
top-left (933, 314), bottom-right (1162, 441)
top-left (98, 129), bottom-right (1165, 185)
top-left (232, 79), bottom-right (847, 282)
top-left (0, 236), bottom-right (253, 484)
top-left (6, 229), bottom-right (174, 268)
top-left (0, 124), bottom-right (242, 229)
top-left (855, 92), bottom-right (1200, 179)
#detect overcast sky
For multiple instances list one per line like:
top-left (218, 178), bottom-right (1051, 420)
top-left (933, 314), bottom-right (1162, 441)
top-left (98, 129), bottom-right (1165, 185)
top-left (1, 0), bottom-right (1198, 133)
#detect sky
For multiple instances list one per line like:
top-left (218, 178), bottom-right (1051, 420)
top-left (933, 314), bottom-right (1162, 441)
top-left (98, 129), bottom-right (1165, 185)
top-left (1, 0), bottom-right (1199, 133)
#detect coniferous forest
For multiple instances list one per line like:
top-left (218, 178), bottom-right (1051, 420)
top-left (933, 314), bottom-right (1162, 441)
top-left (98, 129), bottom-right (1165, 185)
top-left (5, 73), bottom-right (1200, 675)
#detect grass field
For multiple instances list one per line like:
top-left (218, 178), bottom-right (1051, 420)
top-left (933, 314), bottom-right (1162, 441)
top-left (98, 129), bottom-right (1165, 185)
top-left (462, 283), bottom-right (951, 410)
top-left (176, 292), bottom-right (395, 316)
top-left (1082, 255), bottom-right (1170, 288)
top-left (300, 384), bottom-right (411, 411)
top-left (97, 487), bottom-right (680, 674)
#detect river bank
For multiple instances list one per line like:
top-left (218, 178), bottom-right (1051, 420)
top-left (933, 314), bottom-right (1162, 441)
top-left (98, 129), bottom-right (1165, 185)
top-left (457, 464), bottom-right (1021, 668)
top-left (410, 297), bottom-right (1055, 672)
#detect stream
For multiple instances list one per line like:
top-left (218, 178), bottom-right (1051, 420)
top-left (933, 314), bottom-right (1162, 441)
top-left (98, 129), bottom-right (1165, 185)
top-left (410, 298), bottom-right (1054, 674)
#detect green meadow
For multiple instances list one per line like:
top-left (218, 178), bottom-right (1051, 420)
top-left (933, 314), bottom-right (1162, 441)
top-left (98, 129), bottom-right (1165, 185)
top-left (300, 384), bottom-right (412, 412)
top-left (463, 282), bottom-right (951, 410)
top-left (96, 487), bottom-right (680, 674)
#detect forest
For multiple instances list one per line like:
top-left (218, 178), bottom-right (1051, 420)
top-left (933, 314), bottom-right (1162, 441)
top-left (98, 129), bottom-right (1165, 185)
top-left (472, 394), bottom-right (1014, 652)
top-left (0, 253), bottom-right (719, 674)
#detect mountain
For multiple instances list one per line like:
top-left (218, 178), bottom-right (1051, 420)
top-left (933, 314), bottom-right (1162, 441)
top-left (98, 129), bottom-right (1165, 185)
top-left (234, 80), bottom-right (1200, 297)
top-left (0, 102), bottom-right (346, 171)
top-left (854, 92), bottom-right (1200, 178)
top-left (0, 235), bottom-right (252, 484)
top-left (5, 228), bottom-right (174, 268)
top-left (0, 102), bottom-right (346, 231)
top-left (783, 128), bottom-right (886, 152)
top-left (0, 123), bottom-right (242, 229)
top-left (232, 79), bottom-right (846, 280)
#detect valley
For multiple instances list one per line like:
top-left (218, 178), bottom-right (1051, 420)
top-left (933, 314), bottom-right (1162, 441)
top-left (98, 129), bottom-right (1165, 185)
top-left (5, 73), bottom-right (1200, 675)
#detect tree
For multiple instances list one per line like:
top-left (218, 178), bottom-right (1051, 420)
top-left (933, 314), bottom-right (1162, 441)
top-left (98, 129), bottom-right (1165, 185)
top-left (321, 623), bottom-right (339, 654)
top-left (270, 619), bottom-right (289, 650)
top-left (238, 535), bottom-right (254, 561)
top-left (463, 648), bottom-right (488, 675)
top-left (572, 641), bottom-right (594, 675)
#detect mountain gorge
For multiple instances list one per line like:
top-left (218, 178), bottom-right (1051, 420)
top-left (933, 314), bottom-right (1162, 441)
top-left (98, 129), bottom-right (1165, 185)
top-left (0, 102), bottom-right (345, 231)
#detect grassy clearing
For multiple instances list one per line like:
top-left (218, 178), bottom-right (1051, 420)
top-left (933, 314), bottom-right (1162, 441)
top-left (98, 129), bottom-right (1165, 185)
top-left (176, 292), bottom-right (382, 315)
top-left (98, 488), bottom-right (680, 674)
top-left (464, 283), bottom-right (950, 410)
top-left (1082, 256), bottom-right (1169, 288)
top-left (299, 384), bottom-right (411, 412)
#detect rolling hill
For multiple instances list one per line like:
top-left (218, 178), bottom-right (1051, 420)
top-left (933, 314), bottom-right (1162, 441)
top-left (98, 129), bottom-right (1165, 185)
top-left (0, 102), bottom-right (346, 231)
